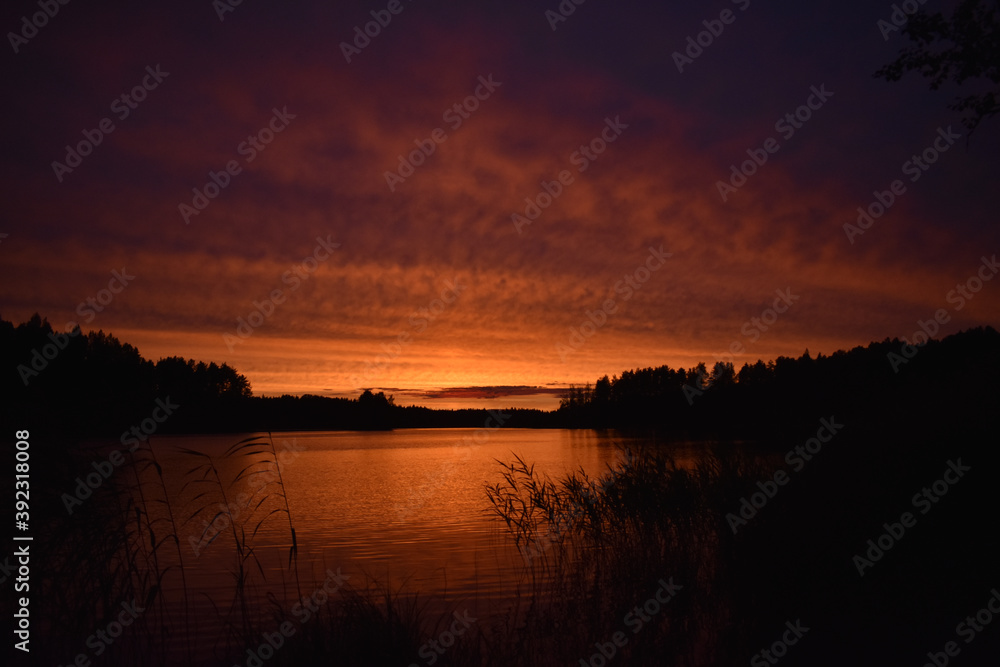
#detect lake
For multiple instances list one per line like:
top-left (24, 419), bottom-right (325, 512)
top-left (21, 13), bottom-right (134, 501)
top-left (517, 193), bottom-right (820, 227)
top-left (128, 427), bottom-right (684, 661)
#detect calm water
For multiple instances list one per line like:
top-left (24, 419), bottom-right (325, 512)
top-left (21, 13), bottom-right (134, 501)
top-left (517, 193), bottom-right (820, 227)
top-left (154, 429), bottom-right (637, 586)
top-left (120, 428), bottom-right (699, 659)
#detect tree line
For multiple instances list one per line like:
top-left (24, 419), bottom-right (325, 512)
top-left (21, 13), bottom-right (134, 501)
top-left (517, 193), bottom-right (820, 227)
top-left (3, 314), bottom-right (997, 442)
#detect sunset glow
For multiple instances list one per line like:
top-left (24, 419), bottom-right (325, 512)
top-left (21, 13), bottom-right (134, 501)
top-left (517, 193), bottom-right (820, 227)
top-left (3, 1), bottom-right (998, 408)
top-left (6, 3), bottom-right (1000, 666)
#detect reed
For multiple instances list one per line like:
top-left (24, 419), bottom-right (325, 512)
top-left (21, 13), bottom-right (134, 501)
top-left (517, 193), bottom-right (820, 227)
top-left (484, 443), bottom-right (771, 665)
top-left (174, 433), bottom-right (307, 655)
top-left (38, 433), bottom-right (775, 666)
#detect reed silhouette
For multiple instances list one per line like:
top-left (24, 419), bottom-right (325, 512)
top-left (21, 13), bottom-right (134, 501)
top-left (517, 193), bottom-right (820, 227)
top-left (5, 315), bottom-right (999, 665)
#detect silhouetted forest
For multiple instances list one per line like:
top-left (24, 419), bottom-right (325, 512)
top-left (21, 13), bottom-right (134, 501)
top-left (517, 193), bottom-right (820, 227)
top-left (6, 314), bottom-right (1000, 665)
top-left (3, 314), bottom-right (998, 445)
top-left (554, 326), bottom-right (1000, 442)
top-left (0, 314), bottom-right (550, 437)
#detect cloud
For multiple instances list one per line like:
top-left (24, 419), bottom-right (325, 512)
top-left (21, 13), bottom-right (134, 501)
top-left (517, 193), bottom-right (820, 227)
top-left (2, 1), bottom-right (998, 406)
top-left (408, 385), bottom-right (567, 400)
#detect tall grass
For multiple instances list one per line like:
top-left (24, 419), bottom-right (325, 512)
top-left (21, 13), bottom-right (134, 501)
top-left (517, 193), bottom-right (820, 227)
top-left (484, 443), bottom-right (771, 666)
top-left (35, 432), bottom-right (481, 666)
top-left (34, 439), bottom-right (168, 665)
top-left (36, 434), bottom-right (775, 666)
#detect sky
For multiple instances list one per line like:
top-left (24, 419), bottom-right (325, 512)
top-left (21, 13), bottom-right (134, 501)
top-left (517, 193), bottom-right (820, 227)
top-left (2, 0), bottom-right (998, 410)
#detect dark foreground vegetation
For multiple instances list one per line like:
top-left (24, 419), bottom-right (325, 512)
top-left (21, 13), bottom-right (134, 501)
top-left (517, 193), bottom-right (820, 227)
top-left (3, 314), bottom-right (999, 665)
top-left (1, 314), bottom-right (551, 436)
top-left (13, 426), bottom-right (1000, 666)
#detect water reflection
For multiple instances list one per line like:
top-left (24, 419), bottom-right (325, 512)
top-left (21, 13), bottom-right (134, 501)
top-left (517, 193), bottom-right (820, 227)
top-left (138, 429), bottom-right (649, 649)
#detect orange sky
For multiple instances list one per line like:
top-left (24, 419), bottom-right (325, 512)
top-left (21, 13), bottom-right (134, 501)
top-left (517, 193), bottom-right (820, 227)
top-left (2, 1), bottom-right (998, 410)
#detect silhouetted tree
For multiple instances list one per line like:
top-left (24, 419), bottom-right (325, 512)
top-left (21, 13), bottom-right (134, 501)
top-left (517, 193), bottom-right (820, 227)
top-left (356, 389), bottom-right (396, 429)
top-left (690, 362), bottom-right (710, 390)
top-left (737, 360), bottom-right (770, 386)
top-left (875, 0), bottom-right (1000, 134)
top-left (709, 361), bottom-right (736, 388)
top-left (154, 356), bottom-right (251, 403)
top-left (6, 314), bottom-right (999, 439)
